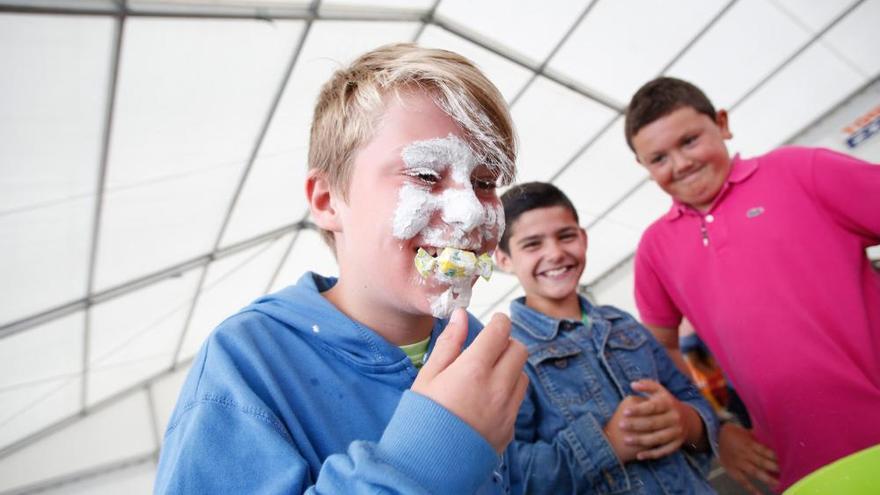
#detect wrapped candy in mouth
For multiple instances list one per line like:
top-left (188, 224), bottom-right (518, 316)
top-left (414, 247), bottom-right (493, 282)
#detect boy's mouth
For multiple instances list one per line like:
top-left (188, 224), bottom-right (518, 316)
top-left (675, 163), bottom-right (706, 183)
top-left (414, 246), bottom-right (493, 281)
top-left (415, 245), bottom-right (440, 257)
top-left (413, 241), bottom-right (483, 256)
top-left (538, 265), bottom-right (575, 278)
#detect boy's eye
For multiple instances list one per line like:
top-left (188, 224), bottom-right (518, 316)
top-left (407, 168), bottom-right (440, 185)
top-left (683, 135), bottom-right (698, 146)
top-left (472, 177), bottom-right (497, 191)
top-left (650, 154), bottom-right (666, 165)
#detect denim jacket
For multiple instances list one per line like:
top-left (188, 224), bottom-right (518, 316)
top-left (510, 296), bottom-right (719, 495)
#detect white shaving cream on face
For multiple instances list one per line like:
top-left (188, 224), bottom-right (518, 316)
top-left (392, 134), bottom-right (501, 317)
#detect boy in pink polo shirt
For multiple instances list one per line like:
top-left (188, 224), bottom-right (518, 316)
top-left (625, 76), bottom-right (880, 493)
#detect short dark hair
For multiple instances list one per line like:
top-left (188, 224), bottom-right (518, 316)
top-left (498, 182), bottom-right (578, 254)
top-left (624, 77), bottom-right (716, 151)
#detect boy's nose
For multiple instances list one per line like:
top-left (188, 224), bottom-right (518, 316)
top-left (671, 151), bottom-right (697, 177)
top-left (440, 188), bottom-right (484, 232)
top-left (545, 241), bottom-right (565, 261)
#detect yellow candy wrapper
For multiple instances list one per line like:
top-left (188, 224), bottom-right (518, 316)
top-left (477, 253), bottom-right (493, 281)
top-left (414, 247), bottom-right (494, 281)
top-left (437, 248), bottom-right (477, 279)
top-left (414, 248), bottom-right (436, 278)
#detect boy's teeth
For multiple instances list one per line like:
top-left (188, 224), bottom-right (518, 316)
top-left (544, 267), bottom-right (567, 277)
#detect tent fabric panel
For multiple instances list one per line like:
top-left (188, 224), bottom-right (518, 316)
top-left (548, 0), bottom-right (729, 106)
top-left (179, 234), bottom-right (294, 361)
top-left (0, 312), bottom-right (83, 451)
top-left (434, 0), bottom-right (587, 65)
top-left (0, 14), bottom-right (114, 325)
top-left (418, 24), bottom-right (533, 103)
top-left (554, 117), bottom-right (650, 221)
top-left (821, 0), bottom-right (880, 77)
top-left (95, 18), bottom-right (304, 290)
top-left (270, 228), bottom-right (339, 293)
top-left (729, 42), bottom-right (866, 156)
top-left (0, 390), bottom-right (155, 494)
top-left (220, 20), bottom-right (419, 247)
top-left (87, 268), bottom-right (201, 406)
top-left (36, 460), bottom-right (157, 495)
top-left (511, 76), bottom-right (616, 185)
top-left (665, 0), bottom-right (811, 109)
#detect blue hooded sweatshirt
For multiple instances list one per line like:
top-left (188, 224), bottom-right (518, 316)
top-left (155, 272), bottom-right (523, 494)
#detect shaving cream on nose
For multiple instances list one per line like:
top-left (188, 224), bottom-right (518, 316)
top-left (440, 188), bottom-right (484, 231)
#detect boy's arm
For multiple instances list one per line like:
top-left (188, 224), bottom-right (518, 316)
top-left (624, 379), bottom-right (710, 455)
top-left (511, 378), bottom-right (632, 494)
top-left (156, 311), bottom-right (525, 495)
top-left (645, 332), bottom-right (719, 461)
top-left (643, 323), bottom-right (687, 376)
top-left (155, 390), bottom-right (501, 494)
top-left (411, 310), bottom-right (529, 454)
top-left (808, 148), bottom-right (880, 238)
top-left (634, 240), bottom-right (685, 359)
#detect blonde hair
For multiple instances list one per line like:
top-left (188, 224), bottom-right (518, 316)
top-left (308, 42), bottom-right (517, 246)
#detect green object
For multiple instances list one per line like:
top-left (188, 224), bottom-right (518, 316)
top-left (784, 444), bottom-right (880, 495)
top-left (399, 336), bottom-right (431, 370)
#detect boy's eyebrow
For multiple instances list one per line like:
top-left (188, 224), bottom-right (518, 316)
top-left (516, 233), bottom-right (544, 246)
top-left (515, 225), bottom-right (579, 246)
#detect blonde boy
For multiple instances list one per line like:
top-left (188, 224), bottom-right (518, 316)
top-left (156, 44), bottom-right (528, 494)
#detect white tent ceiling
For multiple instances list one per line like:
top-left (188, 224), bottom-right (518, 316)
top-left (1, 0), bottom-right (879, 492)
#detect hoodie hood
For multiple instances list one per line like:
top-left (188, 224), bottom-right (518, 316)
top-left (241, 272), bottom-right (464, 374)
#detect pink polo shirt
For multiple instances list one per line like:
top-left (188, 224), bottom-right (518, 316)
top-left (634, 146), bottom-right (880, 490)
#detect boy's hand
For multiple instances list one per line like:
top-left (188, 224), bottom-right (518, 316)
top-left (411, 309), bottom-right (529, 454)
top-left (618, 379), bottom-right (701, 461)
top-left (603, 395), bottom-right (646, 463)
top-left (719, 422), bottom-right (779, 495)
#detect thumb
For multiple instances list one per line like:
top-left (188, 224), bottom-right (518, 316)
top-left (420, 308), bottom-right (468, 379)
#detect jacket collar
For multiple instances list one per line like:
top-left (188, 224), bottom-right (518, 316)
top-left (510, 295), bottom-right (597, 341)
top-left (665, 153), bottom-right (758, 221)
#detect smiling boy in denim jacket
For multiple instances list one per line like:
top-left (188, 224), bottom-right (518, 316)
top-left (494, 182), bottom-right (718, 494)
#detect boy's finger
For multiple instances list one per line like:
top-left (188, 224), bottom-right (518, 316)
top-left (634, 439), bottom-right (680, 460)
top-left (752, 466), bottom-right (780, 488)
top-left (752, 441), bottom-right (778, 463)
top-left (464, 312), bottom-right (512, 366)
top-left (621, 413), bottom-right (674, 433)
top-left (514, 371), bottom-right (529, 403)
top-left (750, 449), bottom-right (779, 474)
top-left (630, 379), bottom-right (661, 394)
top-left (624, 396), bottom-right (664, 416)
top-left (730, 471), bottom-right (763, 495)
top-left (420, 308), bottom-right (468, 379)
top-left (627, 422), bottom-right (679, 447)
top-left (493, 338), bottom-right (528, 383)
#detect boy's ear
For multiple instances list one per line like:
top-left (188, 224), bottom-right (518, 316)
top-left (494, 247), bottom-right (513, 273)
top-left (305, 169), bottom-right (342, 233)
top-left (716, 109), bottom-right (733, 140)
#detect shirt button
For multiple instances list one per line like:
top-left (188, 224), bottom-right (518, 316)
top-left (705, 214), bottom-right (714, 223)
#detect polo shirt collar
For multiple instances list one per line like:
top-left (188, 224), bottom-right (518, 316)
top-left (664, 153), bottom-right (758, 221)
